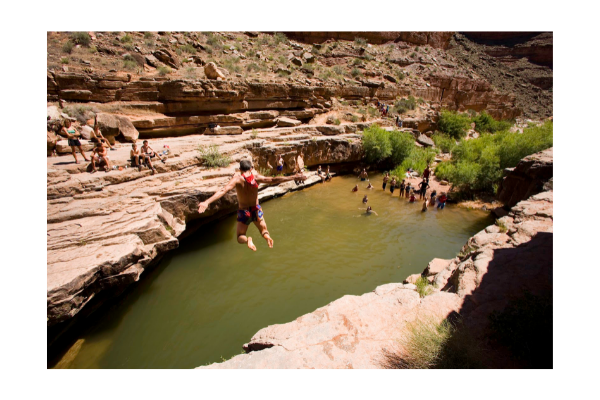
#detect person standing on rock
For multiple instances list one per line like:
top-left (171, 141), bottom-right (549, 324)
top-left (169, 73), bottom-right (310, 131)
top-left (198, 159), bottom-right (307, 252)
top-left (277, 155), bottom-right (284, 174)
top-left (382, 172), bottom-right (390, 191)
top-left (61, 119), bottom-right (90, 164)
top-left (294, 151), bottom-right (305, 185)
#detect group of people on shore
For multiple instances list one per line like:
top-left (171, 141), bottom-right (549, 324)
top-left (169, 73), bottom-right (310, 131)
top-left (354, 166), bottom-right (448, 214)
top-left (58, 118), bottom-right (166, 174)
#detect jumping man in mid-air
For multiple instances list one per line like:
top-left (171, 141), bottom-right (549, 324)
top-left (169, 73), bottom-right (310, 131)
top-left (197, 160), bottom-right (307, 251)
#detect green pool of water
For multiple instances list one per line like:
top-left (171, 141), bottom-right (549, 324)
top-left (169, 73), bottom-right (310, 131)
top-left (50, 173), bottom-right (492, 369)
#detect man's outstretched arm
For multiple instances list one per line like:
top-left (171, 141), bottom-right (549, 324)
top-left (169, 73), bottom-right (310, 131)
top-left (255, 171), bottom-right (306, 184)
top-left (198, 176), bottom-right (239, 213)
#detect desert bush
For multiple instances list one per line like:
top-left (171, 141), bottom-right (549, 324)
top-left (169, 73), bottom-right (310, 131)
top-left (351, 67), bottom-right (362, 78)
top-left (223, 57), bottom-right (241, 73)
top-left (120, 33), bottom-right (133, 43)
top-left (273, 32), bottom-right (289, 45)
top-left (197, 144), bottom-right (232, 168)
top-left (63, 104), bottom-right (98, 123)
top-left (123, 60), bottom-right (137, 71)
top-left (351, 115), bottom-right (359, 123)
top-left (88, 45), bottom-right (98, 54)
top-left (394, 96), bottom-right (417, 114)
top-left (433, 161), bottom-right (455, 182)
top-left (144, 32), bottom-right (154, 39)
top-left (181, 44), bottom-right (196, 54)
top-left (388, 130), bottom-right (415, 165)
top-left (60, 57), bottom-right (70, 64)
top-left (473, 111), bottom-right (513, 133)
top-left (246, 63), bottom-right (261, 73)
top-left (333, 118), bottom-right (341, 125)
top-left (354, 37), bottom-right (368, 46)
top-left (157, 66), bottom-right (171, 76)
top-left (62, 40), bottom-right (74, 54)
top-left (205, 32), bottom-right (222, 49)
top-left (432, 132), bottom-right (457, 154)
top-left (380, 316), bottom-right (483, 369)
top-left (392, 147), bottom-right (436, 176)
top-left (415, 276), bottom-right (433, 298)
top-left (438, 110), bottom-right (472, 139)
top-left (71, 32), bottom-right (91, 46)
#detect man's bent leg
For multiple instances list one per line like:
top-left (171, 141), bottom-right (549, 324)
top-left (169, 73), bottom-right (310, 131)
top-left (237, 221), bottom-right (256, 251)
top-left (253, 219), bottom-right (273, 248)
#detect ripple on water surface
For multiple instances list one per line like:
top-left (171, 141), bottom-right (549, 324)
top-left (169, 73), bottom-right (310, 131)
top-left (50, 173), bottom-right (492, 369)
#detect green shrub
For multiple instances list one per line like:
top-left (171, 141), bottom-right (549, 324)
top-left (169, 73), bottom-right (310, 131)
top-left (223, 57), bottom-right (241, 73)
top-left (333, 118), bottom-right (341, 125)
top-left (123, 60), bottom-right (137, 71)
top-left (273, 32), bottom-right (289, 45)
top-left (351, 115), bottom-right (359, 123)
top-left (88, 45), bottom-right (98, 54)
top-left (62, 41), bottom-right (74, 54)
top-left (157, 66), bottom-right (171, 76)
top-left (362, 125), bottom-right (392, 163)
top-left (394, 96), bottom-right (417, 114)
top-left (415, 276), bottom-right (433, 298)
top-left (354, 37), bottom-right (367, 46)
top-left (197, 144), bottom-right (232, 168)
top-left (432, 132), bottom-right (457, 154)
top-left (438, 110), bottom-right (472, 139)
top-left (60, 57), bottom-right (70, 64)
top-left (393, 147), bottom-right (436, 176)
top-left (144, 32), bottom-right (154, 39)
top-left (246, 63), bottom-right (261, 73)
top-left (380, 316), bottom-right (483, 369)
top-left (351, 67), bottom-right (362, 78)
top-left (71, 32), bottom-right (91, 46)
top-left (120, 33), bottom-right (133, 43)
top-left (434, 161), bottom-right (455, 181)
top-left (473, 111), bottom-right (513, 133)
top-left (388, 130), bottom-right (415, 165)
top-left (181, 44), bottom-right (196, 54)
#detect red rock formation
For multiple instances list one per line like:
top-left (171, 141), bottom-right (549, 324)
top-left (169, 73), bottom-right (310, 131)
top-left (283, 32), bottom-right (454, 49)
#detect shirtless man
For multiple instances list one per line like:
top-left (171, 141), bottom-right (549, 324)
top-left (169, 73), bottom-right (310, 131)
top-left (141, 140), bottom-right (165, 175)
top-left (197, 160), bottom-right (306, 251)
top-left (90, 141), bottom-right (110, 173)
top-left (276, 155), bottom-right (284, 174)
top-left (359, 169), bottom-right (368, 181)
top-left (294, 151), bottom-right (305, 185)
top-left (382, 172), bottom-right (390, 191)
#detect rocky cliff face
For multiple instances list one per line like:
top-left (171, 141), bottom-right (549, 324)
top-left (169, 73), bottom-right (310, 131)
top-left (284, 32), bottom-right (454, 48)
top-left (497, 147), bottom-right (553, 207)
top-left (199, 149), bottom-right (553, 369)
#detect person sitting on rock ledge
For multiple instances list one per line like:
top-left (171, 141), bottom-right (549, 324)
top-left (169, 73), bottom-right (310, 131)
top-left (325, 166), bottom-right (332, 181)
top-left (61, 119), bottom-right (90, 164)
top-left (130, 143), bottom-right (143, 171)
top-left (197, 159), bottom-right (307, 252)
top-left (141, 140), bottom-right (165, 175)
top-left (92, 118), bottom-right (116, 151)
top-left (90, 141), bottom-right (110, 173)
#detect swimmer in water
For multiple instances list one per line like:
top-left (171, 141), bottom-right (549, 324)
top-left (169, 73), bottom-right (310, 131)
top-left (352, 184), bottom-right (359, 192)
top-left (363, 195), bottom-right (368, 204)
top-left (359, 205), bottom-right (378, 215)
top-left (366, 182), bottom-right (374, 190)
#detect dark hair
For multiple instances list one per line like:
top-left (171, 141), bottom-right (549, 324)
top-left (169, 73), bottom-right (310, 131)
top-left (143, 140), bottom-right (148, 144)
top-left (240, 160), bottom-right (253, 172)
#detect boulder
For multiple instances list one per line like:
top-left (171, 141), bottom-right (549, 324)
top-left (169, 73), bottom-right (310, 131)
top-left (204, 62), bottom-right (226, 80)
top-left (315, 125), bottom-right (345, 136)
top-left (403, 273), bottom-right (421, 284)
top-left (145, 54), bottom-right (160, 68)
top-left (383, 74), bottom-right (397, 83)
top-left (417, 134), bottom-right (434, 147)
top-left (47, 105), bottom-right (62, 121)
top-left (152, 49), bottom-right (179, 69)
top-left (47, 130), bottom-right (57, 155)
top-left (208, 126), bottom-right (243, 135)
top-left (290, 57), bottom-right (303, 67)
top-left (96, 113), bottom-right (139, 142)
top-left (423, 258), bottom-right (451, 277)
top-left (303, 52), bottom-right (315, 63)
top-left (277, 117), bottom-right (302, 127)
top-left (79, 125), bottom-right (94, 140)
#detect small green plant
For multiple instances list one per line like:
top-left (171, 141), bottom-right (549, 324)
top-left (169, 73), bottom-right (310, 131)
top-left (458, 245), bottom-right (476, 258)
top-left (88, 45), bottom-right (98, 54)
top-left (120, 33), bottom-right (133, 43)
top-left (144, 32), bottom-right (154, 39)
top-left (351, 67), bottom-right (362, 78)
top-left (158, 66), bottom-right (172, 76)
top-left (410, 52), bottom-right (416, 58)
top-left (438, 110), bottom-right (472, 139)
top-left (273, 32), bottom-right (289, 45)
top-left (251, 129), bottom-right (259, 139)
top-left (333, 118), bottom-right (341, 125)
top-left (62, 40), bottom-right (74, 54)
top-left (78, 239), bottom-right (87, 246)
top-left (71, 32), bottom-right (91, 46)
top-left (394, 96), bottom-right (417, 114)
top-left (197, 144), bottom-right (232, 168)
top-left (354, 37), bottom-right (367, 46)
top-left (223, 56), bottom-right (241, 73)
top-left (351, 114), bottom-right (359, 123)
top-left (60, 57), bottom-right (70, 64)
top-left (123, 60), bottom-right (137, 71)
top-left (415, 276), bottom-right (434, 298)
top-left (495, 219), bottom-right (508, 233)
